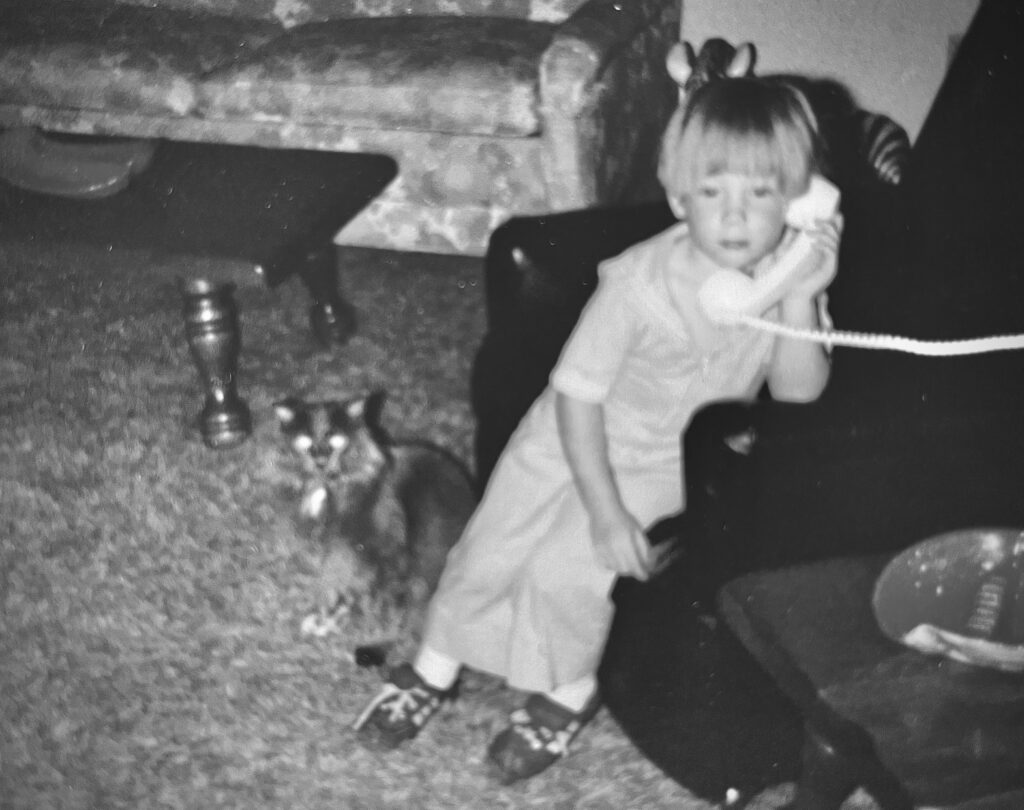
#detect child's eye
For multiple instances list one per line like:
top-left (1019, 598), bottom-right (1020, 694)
top-left (750, 185), bottom-right (775, 198)
top-left (696, 185), bottom-right (720, 198)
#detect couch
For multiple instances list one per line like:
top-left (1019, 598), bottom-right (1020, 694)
top-left (0, 0), bottom-right (679, 255)
top-left (471, 0), bottom-right (1024, 798)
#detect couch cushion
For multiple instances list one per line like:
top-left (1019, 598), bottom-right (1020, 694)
top-left (198, 17), bottom-right (556, 136)
top-left (113, 0), bottom-right (587, 25)
top-left (0, 3), bottom-right (281, 118)
top-left (286, 1), bottom-right (586, 23)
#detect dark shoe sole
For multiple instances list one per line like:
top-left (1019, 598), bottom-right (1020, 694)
top-left (355, 721), bottom-right (418, 752)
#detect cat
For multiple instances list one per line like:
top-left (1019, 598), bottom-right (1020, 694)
top-left (274, 392), bottom-right (477, 642)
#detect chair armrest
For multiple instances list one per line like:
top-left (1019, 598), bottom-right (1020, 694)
top-left (681, 388), bottom-right (1024, 604)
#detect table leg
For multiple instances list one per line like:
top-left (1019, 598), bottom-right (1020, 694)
top-left (297, 243), bottom-right (357, 347)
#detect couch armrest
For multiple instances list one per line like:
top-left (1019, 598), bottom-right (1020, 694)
top-left (543, 0), bottom-right (675, 88)
top-left (539, 0), bottom-right (679, 207)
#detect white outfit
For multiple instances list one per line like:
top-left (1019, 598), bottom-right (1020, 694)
top-left (422, 222), bottom-right (778, 694)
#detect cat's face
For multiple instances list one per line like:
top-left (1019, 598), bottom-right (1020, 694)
top-left (274, 394), bottom-right (392, 612)
top-left (274, 394), bottom-right (388, 482)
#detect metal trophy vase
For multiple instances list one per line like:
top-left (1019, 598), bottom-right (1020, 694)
top-left (180, 278), bottom-right (251, 449)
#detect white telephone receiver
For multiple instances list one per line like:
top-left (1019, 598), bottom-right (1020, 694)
top-left (694, 175), bottom-right (1024, 357)
top-left (698, 175), bottom-right (841, 324)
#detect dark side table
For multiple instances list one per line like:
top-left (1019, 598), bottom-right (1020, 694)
top-left (717, 557), bottom-right (1024, 810)
top-left (0, 139), bottom-right (396, 347)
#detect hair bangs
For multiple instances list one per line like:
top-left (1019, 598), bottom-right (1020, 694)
top-left (678, 119), bottom-right (811, 196)
top-left (659, 77), bottom-right (821, 201)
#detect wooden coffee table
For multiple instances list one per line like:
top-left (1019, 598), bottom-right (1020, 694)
top-left (717, 557), bottom-right (1024, 809)
top-left (0, 139), bottom-right (395, 347)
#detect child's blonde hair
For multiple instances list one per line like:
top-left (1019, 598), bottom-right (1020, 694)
top-left (659, 77), bottom-right (822, 201)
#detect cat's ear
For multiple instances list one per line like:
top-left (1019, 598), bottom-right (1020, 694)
top-left (274, 397), bottom-right (302, 428)
top-left (347, 390), bottom-right (386, 425)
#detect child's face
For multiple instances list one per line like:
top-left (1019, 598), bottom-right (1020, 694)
top-left (681, 172), bottom-right (789, 272)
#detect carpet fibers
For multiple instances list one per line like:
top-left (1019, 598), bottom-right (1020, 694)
top-left (0, 238), bottom-right (715, 810)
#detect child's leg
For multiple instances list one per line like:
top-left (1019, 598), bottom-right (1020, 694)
top-left (413, 644), bottom-right (461, 691)
top-left (488, 465), bottom-right (683, 782)
top-left (546, 674), bottom-right (598, 713)
top-left (484, 525), bottom-right (611, 783)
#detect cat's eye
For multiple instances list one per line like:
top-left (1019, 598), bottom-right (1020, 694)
top-left (294, 435), bottom-right (314, 452)
top-left (328, 434), bottom-right (348, 451)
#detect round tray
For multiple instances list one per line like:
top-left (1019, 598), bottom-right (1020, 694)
top-left (872, 527), bottom-right (1024, 673)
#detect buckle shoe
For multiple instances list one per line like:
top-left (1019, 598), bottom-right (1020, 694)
top-left (487, 692), bottom-right (600, 783)
top-left (353, 663), bottom-right (449, 750)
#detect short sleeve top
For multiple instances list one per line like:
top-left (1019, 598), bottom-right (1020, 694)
top-left (549, 222), bottom-right (778, 469)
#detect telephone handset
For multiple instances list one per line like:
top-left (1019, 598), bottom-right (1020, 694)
top-left (694, 175), bottom-right (1024, 357)
top-left (698, 175), bottom-right (841, 324)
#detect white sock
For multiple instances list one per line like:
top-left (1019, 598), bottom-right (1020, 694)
top-left (546, 674), bottom-right (598, 713)
top-left (412, 645), bottom-right (461, 691)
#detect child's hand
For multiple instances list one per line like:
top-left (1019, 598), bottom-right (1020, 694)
top-left (784, 213), bottom-right (844, 302)
top-left (590, 508), bottom-right (672, 581)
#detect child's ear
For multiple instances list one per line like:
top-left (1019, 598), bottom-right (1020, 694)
top-left (668, 195), bottom-right (687, 220)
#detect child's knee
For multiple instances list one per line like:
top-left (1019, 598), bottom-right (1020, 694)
top-left (521, 545), bottom-right (571, 591)
top-left (520, 543), bottom-right (608, 606)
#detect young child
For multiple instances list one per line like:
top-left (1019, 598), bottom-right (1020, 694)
top-left (354, 76), bottom-right (842, 783)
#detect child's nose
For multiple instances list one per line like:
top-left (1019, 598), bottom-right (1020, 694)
top-left (722, 194), bottom-right (747, 222)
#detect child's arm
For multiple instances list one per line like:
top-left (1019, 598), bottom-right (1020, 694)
top-left (767, 295), bottom-right (832, 401)
top-left (767, 217), bottom-right (842, 402)
top-left (555, 391), bottom-right (657, 580)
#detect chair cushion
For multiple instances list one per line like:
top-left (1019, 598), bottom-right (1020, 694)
top-left (198, 17), bottom-right (556, 136)
top-left (0, 3), bottom-right (281, 118)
